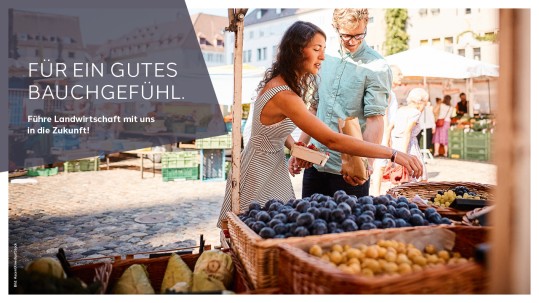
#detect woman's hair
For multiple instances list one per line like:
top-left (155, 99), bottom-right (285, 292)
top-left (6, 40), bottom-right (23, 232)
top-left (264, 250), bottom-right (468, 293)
top-left (256, 21), bottom-right (325, 104)
top-left (332, 8), bottom-right (369, 30)
top-left (443, 94), bottom-right (452, 106)
top-left (406, 88), bottom-right (428, 105)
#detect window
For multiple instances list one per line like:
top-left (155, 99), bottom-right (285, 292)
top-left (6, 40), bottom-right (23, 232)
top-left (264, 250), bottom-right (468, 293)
top-left (249, 31), bottom-right (254, 39)
top-left (419, 8), bottom-right (427, 16)
top-left (257, 47), bottom-right (267, 61)
top-left (199, 37), bottom-right (206, 45)
top-left (465, 8), bottom-right (471, 14)
top-left (444, 37), bottom-right (454, 52)
top-left (368, 17), bottom-right (373, 24)
top-left (458, 49), bottom-right (465, 57)
top-left (420, 39), bottom-right (429, 46)
top-left (256, 10), bottom-right (262, 19)
top-left (473, 47), bottom-right (481, 60)
top-left (259, 30), bottom-right (264, 38)
top-left (276, 8), bottom-right (282, 14)
top-left (68, 51), bottom-right (75, 59)
top-left (216, 39), bottom-right (224, 47)
top-left (431, 8), bottom-right (440, 15)
top-left (432, 38), bottom-right (441, 46)
top-left (273, 45), bottom-right (278, 59)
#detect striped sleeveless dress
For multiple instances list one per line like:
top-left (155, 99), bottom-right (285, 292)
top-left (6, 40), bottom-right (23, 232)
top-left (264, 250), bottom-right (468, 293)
top-left (217, 85), bottom-right (297, 227)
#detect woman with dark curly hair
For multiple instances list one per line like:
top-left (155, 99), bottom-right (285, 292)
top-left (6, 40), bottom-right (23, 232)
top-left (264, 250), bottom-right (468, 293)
top-left (217, 21), bottom-right (423, 227)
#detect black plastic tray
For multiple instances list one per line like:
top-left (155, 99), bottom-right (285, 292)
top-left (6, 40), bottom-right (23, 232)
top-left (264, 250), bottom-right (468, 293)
top-left (450, 198), bottom-right (488, 210)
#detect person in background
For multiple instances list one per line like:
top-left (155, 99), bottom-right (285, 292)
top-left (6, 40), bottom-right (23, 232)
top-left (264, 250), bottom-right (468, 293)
top-left (456, 92), bottom-right (469, 117)
top-left (387, 88), bottom-right (429, 182)
top-left (433, 94), bottom-right (453, 157)
top-left (217, 21), bottom-right (422, 227)
top-left (416, 97), bottom-right (436, 154)
top-left (370, 64), bottom-right (403, 196)
top-left (288, 8), bottom-right (393, 198)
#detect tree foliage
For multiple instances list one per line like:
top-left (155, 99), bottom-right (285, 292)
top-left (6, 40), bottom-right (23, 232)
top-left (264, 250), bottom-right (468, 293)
top-left (384, 9), bottom-right (409, 56)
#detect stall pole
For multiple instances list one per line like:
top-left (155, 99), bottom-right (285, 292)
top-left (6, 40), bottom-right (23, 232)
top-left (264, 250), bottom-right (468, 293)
top-left (226, 9), bottom-right (248, 214)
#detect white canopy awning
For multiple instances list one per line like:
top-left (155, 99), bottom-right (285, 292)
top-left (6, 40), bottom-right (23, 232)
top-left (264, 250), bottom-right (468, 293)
top-left (385, 46), bottom-right (499, 79)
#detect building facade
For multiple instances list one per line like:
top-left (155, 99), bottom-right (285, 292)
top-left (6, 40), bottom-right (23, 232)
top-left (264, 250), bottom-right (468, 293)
top-left (225, 8), bottom-right (499, 68)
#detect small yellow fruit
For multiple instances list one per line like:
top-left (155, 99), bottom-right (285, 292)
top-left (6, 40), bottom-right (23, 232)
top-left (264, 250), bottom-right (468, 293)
top-left (365, 246), bottom-right (379, 259)
top-left (361, 268), bottom-right (374, 277)
top-left (437, 250), bottom-right (450, 261)
top-left (412, 255), bottom-right (427, 266)
top-left (346, 248), bottom-right (362, 259)
top-left (398, 263), bottom-right (413, 274)
top-left (383, 262), bottom-right (399, 274)
top-left (377, 247), bottom-right (387, 258)
top-left (424, 244), bottom-right (436, 254)
top-left (385, 251), bottom-right (397, 263)
top-left (331, 244), bottom-right (344, 253)
top-left (349, 262), bottom-right (361, 274)
top-left (309, 245), bottom-right (323, 257)
top-left (407, 248), bottom-right (422, 260)
top-left (330, 251), bottom-right (343, 264)
top-left (396, 253), bottom-right (410, 265)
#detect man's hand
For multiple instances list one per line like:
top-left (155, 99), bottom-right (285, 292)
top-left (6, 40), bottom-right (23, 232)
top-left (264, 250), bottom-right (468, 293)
top-left (341, 172), bottom-right (368, 186)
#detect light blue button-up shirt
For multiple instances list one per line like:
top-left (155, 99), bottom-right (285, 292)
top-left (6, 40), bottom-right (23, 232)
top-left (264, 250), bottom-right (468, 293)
top-left (312, 41), bottom-right (392, 174)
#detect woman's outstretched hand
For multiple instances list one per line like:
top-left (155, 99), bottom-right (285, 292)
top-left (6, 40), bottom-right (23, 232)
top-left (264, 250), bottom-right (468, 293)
top-left (288, 156), bottom-right (313, 176)
top-left (395, 151), bottom-right (423, 179)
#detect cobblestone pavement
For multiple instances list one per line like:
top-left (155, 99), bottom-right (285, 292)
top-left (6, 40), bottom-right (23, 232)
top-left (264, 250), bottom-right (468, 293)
top-left (8, 157), bottom-right (495, 267)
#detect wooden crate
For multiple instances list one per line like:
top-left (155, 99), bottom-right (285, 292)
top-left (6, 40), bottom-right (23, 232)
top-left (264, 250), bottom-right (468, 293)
top-left (68, 245), bottom-right (268, 294)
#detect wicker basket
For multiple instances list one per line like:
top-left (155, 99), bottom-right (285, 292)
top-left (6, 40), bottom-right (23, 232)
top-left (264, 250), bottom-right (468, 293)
top-left (278, 225), bottom-right (488, 294)
top-left (387, 181), bottom-right (495, 220)
top-left (226, 212), bottom-right (424, 289)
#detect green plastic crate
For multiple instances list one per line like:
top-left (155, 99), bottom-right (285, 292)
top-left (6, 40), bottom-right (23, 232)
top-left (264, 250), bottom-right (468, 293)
top-left (162, 166), bottom-right (199, 181)
top-left (161, 151), bottom-right (199, 169)
top-left (449, 129), bottom-right (464, 140)
top-left (195, 134), bottom-right (232, 149)
top-left (64, 157), bottom-right (100, 173)
top-left (464, 131), bottom-right (490, 148)
top-left (27, 167), bottom-right (58, 177)
top-left (464, 152), bottom-right (489, 162)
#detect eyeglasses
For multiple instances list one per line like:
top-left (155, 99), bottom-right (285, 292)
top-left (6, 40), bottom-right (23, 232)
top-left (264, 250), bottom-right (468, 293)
top-left (339, 28), bottom-right (367, 42)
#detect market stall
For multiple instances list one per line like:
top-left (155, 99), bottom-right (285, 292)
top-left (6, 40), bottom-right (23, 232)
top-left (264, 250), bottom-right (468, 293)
top-left (12, 10), bottom-right (529, 296)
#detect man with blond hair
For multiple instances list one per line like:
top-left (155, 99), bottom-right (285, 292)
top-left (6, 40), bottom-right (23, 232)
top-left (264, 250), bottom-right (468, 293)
top-left (289, 8), bottom-right (392, 198)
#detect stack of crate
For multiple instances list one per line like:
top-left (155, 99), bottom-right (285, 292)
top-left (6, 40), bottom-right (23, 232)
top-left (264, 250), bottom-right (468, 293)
top-left (64, 157), bottom-right (100, 173)
top-left (448, 129), bottom-right (491, 162)
top-left (448, 129), bottom-right (465, 159)
top-left (161, 151), bottom-right (200, 181)
top-left (464, 131), bottom-right (491, 162)
top-left (194, 134), bottom-right (231, 181)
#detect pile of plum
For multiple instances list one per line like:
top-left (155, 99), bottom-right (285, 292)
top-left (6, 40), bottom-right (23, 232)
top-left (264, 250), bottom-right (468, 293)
top-left (238, 190), bottom-right (452, 239)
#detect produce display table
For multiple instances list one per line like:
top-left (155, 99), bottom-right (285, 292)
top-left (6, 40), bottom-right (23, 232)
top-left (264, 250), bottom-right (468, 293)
top-left (123, 150), bottom-right (164, 179)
